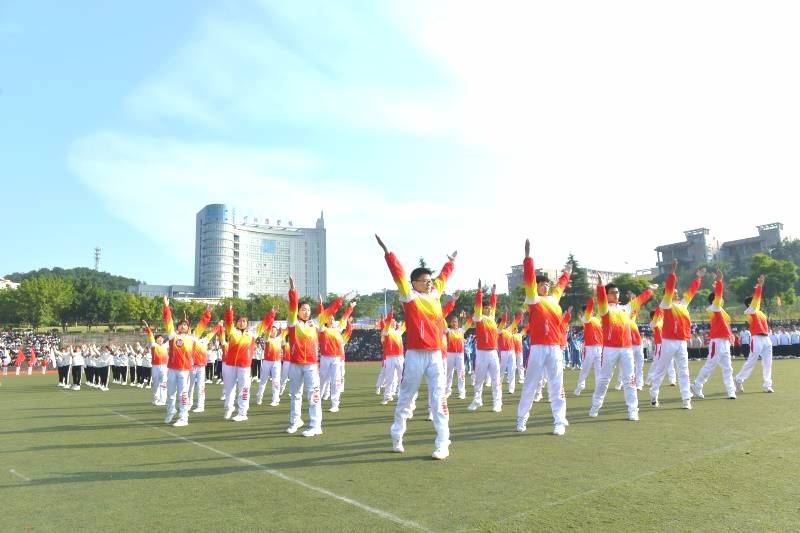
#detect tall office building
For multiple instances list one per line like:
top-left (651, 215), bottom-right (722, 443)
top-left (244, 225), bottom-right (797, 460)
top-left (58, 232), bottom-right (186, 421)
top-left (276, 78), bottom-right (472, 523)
top-left (194, 204), bottom-right (326, 299)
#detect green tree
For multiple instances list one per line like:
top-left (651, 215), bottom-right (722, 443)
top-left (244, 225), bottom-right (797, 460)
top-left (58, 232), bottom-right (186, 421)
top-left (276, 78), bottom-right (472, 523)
top-left (560, 254), bottom-right (592, 316)
top-left (735, 254), bottom-right (798, 315)
top-left (15, 276), bottom-right (74, 328)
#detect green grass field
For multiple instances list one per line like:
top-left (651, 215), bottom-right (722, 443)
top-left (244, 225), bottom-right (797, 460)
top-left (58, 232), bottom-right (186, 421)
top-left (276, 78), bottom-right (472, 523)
top-left (1, 360), bottom-right (798, 532)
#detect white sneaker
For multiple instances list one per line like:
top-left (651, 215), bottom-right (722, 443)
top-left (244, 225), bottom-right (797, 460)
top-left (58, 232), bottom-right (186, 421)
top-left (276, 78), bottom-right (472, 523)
top-left (322, 394), bottom-right (330, 401)
top-left (173, 419), bottom-right (188, 427)
top-left (329, 405), bottom-right (340, 413)
top-left (628, 409), bottom-right (639, 421)
top-left (302, 427), bottom-right (322, 437)
top-left (614, 382), bottom-right (623, 391)
top-left (392, 438), bottom-right (404, 453)
top-left (491, 404), bottom-right (502, 413)
top-left (690, 383), bottom-right (704, 399)
top-left (467, 400), bottom-right (482, 411)
top-left (533, 391), bottom-right (543, 402)
top-left (223, 410), bottom-right (234, 420)
top-left (763, 386), bottom-right (774, 393)
top-left (431, 447), bottom-right (449, 460)
top-left (130, 382), bottom-right (136, 387)
top-left (426, 412), bottom-right (433, 421)
top-left (682, 399), bottom-right (692, 410)
top-left (269, 401), bottom-right (280, 407)
top-left (101, 386), bottom-right (109, 392)
top-left (205, 379), bottom-right (212, 384)
top-left (71, 385), bottom-right (80, 391)
top-left (375, 387), bottom-right (382, 395)
top-left (735, 379), bottom-right (744, 392)
top-left (588, 406), bottom-right (599, 417)
top-left (650, 398), bottom-right (659, 407)
top-left (286, 421), bottom-right (303, 434)
top-left (574, 385), bottom-right (584, 396)
top-left (137, 383), bottom-right (144, 388)
top-left (458, 393), bottom-right (466, 400)
top-left (192, 407), bottom-right (205, 413)
top-left (553, 424), bottom-right (566, 436)
top-left (164, 413), bottom-right (175, 424)
top-left (380, 399), bottom-right (389, 405)
top-left (256, 399), bottom-right (263, 406)
top-left (146, 385), bottom-right (152, 389)
top-left (515, 418), bottom-right (527, 432)
top-left (231, 414), bottom-right (248, 422)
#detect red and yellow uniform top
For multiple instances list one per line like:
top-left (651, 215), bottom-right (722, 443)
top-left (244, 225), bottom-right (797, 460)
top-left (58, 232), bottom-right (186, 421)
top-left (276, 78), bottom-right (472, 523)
top-left (281, 336), bottom-right (290, 361)
top-left (660, 272), bottom-right (701, 341)
top-left (744, 283), bottom-right (769, 335)
top-left (444, 300), bottom-right (471, 354)
top-left (287, 289), bottom-right (319, 364)
top-left (472, 289), bottom-right (499, 351)
top-left (439, 298), bottom-right (457, 355)
top-left (384, 252), bottom-right (454, 351)
top-left (707, 280), bottom-right (733, 340)
top-left (380, 311), bottom-right (405, 357)
top-left (163, 304), bottom-right (198, 371)
top-left (581, 298), bottom-right (603, 347)
top-left (27, 348), bottom-right (37, 365)
top-left (15, 350), bottom-right (24, 365)
top-left (650, 307), bottom-right (664, 345)
top-left (145, 326), bottom-right (169, 365)
top-left (224, 307), bottom-right (275, 368)
top-left (498, 312), bottom-right (522, 352)
top-left (318, 298), bottom-right (355, 358)
top-left (596, 285), bottom-right (652, 348)
top-left (523, 256), bottom-right (570, 346)
top-left (512, 329), bottom-right (524, 353)
top-left (192, 311), bottom-right (223, 366)
top-left (628, 290), bottom-right (652, 346)
top-left (264, 329), bottom-right (287, 362)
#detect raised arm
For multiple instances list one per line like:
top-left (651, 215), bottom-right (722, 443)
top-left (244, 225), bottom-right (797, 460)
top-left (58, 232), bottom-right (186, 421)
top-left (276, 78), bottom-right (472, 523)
top-left (432, 252), bottom-right (456, 294)
top-left (522, 239), bottom-right (539, 303)
top-left (162, 296), bottom-right (175, 338)
top-left (682, 268), bottom-right (705, 304)
top-left (377, 235), bottom-right (412, 297)
top-left (582, 296), bottom-right (595, 323)
top-left (193, 305), bottom-right (213, 338)
top-left (745, 274), bottom-right (765, 314)
top-left (255, 308), bottom-right (277, 337)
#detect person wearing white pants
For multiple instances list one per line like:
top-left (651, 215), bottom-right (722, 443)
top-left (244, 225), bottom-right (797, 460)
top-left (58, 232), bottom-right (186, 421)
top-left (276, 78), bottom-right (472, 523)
top-left (318, 298), bottom-right (356, 412)
top-left (444, 312), bottom-right (468, 399)
top-left (159, 298), bottom-right (202, 427)
top-left (515, 241), bottom-right (571, 435)
top-left (498, 312), bottom-right (521, 394)
top-left (644, 308), bottom-right (676, 387)
top-left (189, 314), bottom-right (221, 413)
top-left (649, 260), bottom-right (705, 409)
top-left (468, 283), bottom-right (502, 412)
top-left (574, 296), bottom-right (603, 396)
top-left (512, 331), bottom-right (525, 385)
top-left (256, 327), bottom-right (283, 406)
top-left (735, 275), bottom-right (774, 393)
top-left (692, 271), bottom-right (737, 399)
top-left (379, 311), bottom-right (405, 404)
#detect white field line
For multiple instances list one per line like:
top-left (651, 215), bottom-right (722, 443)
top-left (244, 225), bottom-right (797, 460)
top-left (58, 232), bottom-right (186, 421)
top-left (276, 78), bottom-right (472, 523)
top-left (105, 408), bottom-right (431, 532)
top-left (9, 469), bottom-right (31, 482)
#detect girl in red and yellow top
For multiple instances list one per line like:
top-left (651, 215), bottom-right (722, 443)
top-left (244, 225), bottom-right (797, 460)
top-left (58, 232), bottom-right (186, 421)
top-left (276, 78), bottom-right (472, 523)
top-left (499, 311), bottom-right (522, 395)
top-left (444, 308), bottom-right (471, 400)
top-left (376, 234), bottom-right (454, 459)
top-left (575, 297), bottom-right (603, 396)
top-left (650, 259), bottom-right (705, 409)
top-left (516, 239), bottom-right (570, 435)
top-left (735, 273), bottom-right (774, 392)
top-left (318, 298), bottom-right (356, 413)
top-left (257, 318), bottom-right (286, 408)
top-left (285, 275), bottom-right (323, 437)
top-left (469, 281), bottom-right (503, 413)
top-left (142, 320), bottom-right (169, 406)
top-left (589, 282), bottom-right (652, 420)
top-left (693, 270), bottom-right (737, 398)
top-left (378, 310), bottom-right (406, 404)
top-left (14, 349), bottom-right (25, 375)
top-left (26, 348), bottom-right (36, 375)
top-left (222, 305), bottom-right (274, 422)
top-left (189, 307), bottom-right (223, 414)
top-left (161, 297), bottom-right (201, 427)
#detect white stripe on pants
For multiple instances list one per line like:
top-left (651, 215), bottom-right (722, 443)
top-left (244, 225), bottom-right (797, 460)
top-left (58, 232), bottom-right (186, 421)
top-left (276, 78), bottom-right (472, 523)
top-left (151, 364), bottom-right (167, 404)
top-left (288, 363), bottom-right (321, 430)
top-left (445, 352), bottom-right (465, 396)
top-left (223, 365), bottom-right (251, 416)
top-left (472, 349), bottom-right (501, 407)
top-left (516, 344), bottom-right (567, 427)
top-left (499, 350), bottom-right (517, 393)
top-left (256, 359), bottom-right (281, 404)
top-left (390, 349), bottom-right (449, 450)
top-left (319, 355), bottom-right (344, 408)
top-left (694, 338), bottom-right (735, 396)
top-left (189, 365), bottom-right (206, 409)
top-left (166, 369), bottom-right (190, 422)
top-left (576, 345), bottom-right (602, 389)
top-left (650, 339), bottom-right (691, 401)
top-left (591, 347), bottom-right (638, 414)
top-left (735, 335), bottom-right (773, 389)
top-left (382, 356), bottom-right (404, 401)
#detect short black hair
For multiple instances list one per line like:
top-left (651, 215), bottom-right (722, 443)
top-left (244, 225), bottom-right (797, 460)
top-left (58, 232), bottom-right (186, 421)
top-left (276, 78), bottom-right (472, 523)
top-left (707, 292), bottom-right (715, 305)
top-left (582, 304), bottom-right (589, 312)
top-left (605, 283), bottom-right (617, 292)
top-left (649, 310), bottom-right (655, 318)
top-left (410, 267), bottom-right (433, 281)
top-left (298, 299), bottom-right (312, 309)
top-left (535, 274), bottom-right (550, 284)
top-left (744, 296), bottom-right (753, 307)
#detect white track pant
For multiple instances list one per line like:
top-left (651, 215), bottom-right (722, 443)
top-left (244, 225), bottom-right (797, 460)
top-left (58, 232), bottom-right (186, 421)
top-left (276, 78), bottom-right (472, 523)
top-left (288, 363), bottom-right (321, 430)
top-left (517, 345), bottom-right (567, 427)
top-left (382, 356), bottom-right (404, 401)
top-left (576, 345), bottom-right (602, 389)
top-left (591, 347), bottom-right (638, 414)
top-left (646, 344), bottom-right (676, 385)
top-left (256, 360), bottom-right (281, 404)
top-left (189, 365), bottom-right (206, 409)
top-left (632, 344), bottom-right (644, 388)
top-left (735, 335), bottom-right (773, 389)
top-left (223, 366), bottom-right (251, 417)
top-left (445, 352), bottom-right (465, 397)
top-left (319, 355), bottom-right (344, 408)
top-left (473, 349), bottom-right (501, 407)
top-left (166, 369), bottom-right (190, 422)
top-left (390, 350), bottom-right (449, 450)
top-left (515, 352), bottom-right (524, 383)
top-left (650, 339), bottom-right (691, 402)
top-left (499, 350), bottom-right (517, 393)
top-left (151, 364), bottom-right (167, 404)
top-left (694, 339), bottom-right (735, 396)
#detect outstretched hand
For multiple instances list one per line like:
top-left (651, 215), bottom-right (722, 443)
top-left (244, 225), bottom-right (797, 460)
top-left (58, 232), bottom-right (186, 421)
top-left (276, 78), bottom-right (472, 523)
top-left (696, 267), bottom-right (707, 279)
top-left (671, 258), bottom-right (678, 273)
top-left (757, 273), bottom-right (765, 286)
top-left (289, 275), bottom-right (295, 291)
top-left (524, 238), bottom-right (530, 257)
top-left (714, 269), bottom-right (723, 282)
top-left (447, 250), bottom-right (458, 262)
top-left (375, 234), bottom-right (388, 254)
top-left (163, 295), bottom-right (169, 306)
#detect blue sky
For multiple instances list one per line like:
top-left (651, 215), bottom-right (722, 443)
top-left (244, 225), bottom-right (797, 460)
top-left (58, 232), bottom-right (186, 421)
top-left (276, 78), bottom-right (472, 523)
top-left (2, 1), bottom-right (799, 293)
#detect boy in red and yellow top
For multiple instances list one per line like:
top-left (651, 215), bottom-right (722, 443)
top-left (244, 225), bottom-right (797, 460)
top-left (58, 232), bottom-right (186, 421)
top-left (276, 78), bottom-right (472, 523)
top-left (650, 259), bottom-right (705, 409)
top-left (445, 309), bottom-right (471, 400)
top-left (516, 239), bottom-right (571, 435)
top-left (499, 311), bottom-right (522, 394)
top-left (318, 297), bottom-right (356, 413)
top-left (376, 234), bottom-right (455, 460)
top-left (188, 307), bottom-right (222, 414)
top-left (27, 348), bottom-right (36, 375)
top-left (14, 349), bottom-right (25, 375)
top-left (285, 276), bottom-right (323, 437)
top-left (256, 325), bottom-right (286, 407)
top-left (735, 273), bottom-right (774, 393)
top-left (469, 281), bottom-right (503, 413)
top-left (379, 310), bottom-right (406, 404)
top-left (222, 305), bottom-right (274, 423)
top-left (161, 297), bottom-right (200, 427)
top-left (575, 296), bottom-right (603, 396)
top-left (142, 320), bottom-right (169, 406)
top-left (645, 307), bottom-right (676, 386)
top-left (692, 270), bottom-right (737, 399)
top-left (588, 282), bottom-right (653, 421)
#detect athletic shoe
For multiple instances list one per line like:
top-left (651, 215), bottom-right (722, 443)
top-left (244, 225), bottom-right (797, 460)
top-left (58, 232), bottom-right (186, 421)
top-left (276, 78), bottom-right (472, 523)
top-left (669, 382), bottom-right (676, 387)
top-left (173, 419), bottom-right (188, 427)
top-left (223, 409), bottom-right (234, 420)
top-left (458, 393), bottom-right (466, 400)
top-left (71, 385), bottom-right (81, 391)
top-left (431, 447), bottom-right (449, 460)
top-left (728, 395), bottom-right (737, 399)
top-left (467, 400), bottom-right (482, 411)
top-left (650, 398), bottom-right (659, 408)
top-left (164, 413), bottom-right (175, 424)
top-left (392, 438), bottom-right (404, 453)
top-left (614, 382), bottom-right (623, 391)
top-left (735, 379), bottom-right (744, 393)
top-left (690, 383), bottom-right (704, 399)
top-left (491, 403), bottom-right (502, 413)
top-left (375, 388), bottom-right (382, 395)
top-left (192, 407), bottom-right (204, 413)
top-left (533, 390), bottom-right (543, 402)
top-left (205, 379), bottom-right (212, 384)
top-left (101, 386), bottom-right (109, 392)
top-left (553, 424), bottom-right (566, 436)
top-left (302, 427), bottom-right (322, 437)
top-left (231, 414), bottom-right (248, 422)
top-left (574, 385), bottom-right (584, 396)
top-left (322, 394), bottom-right (330, 401)
top-left (137, 383), bottom-right (144, 388)
top-left (515, 418), bottom-right (527, 432)
top-left (682, 399), bottom-right (692, 410)
top-left (628, 409), bottom-right (639, 421)
top-left (329, 406), bottom-right (340, 413)
top-left (256, 399), bottom-right (263, 406)
top-left (426, 412), bottom-right (433, 421)
top-left (286, 421), bottom-right (303, 434)
top-left (269, 401), bottom-right (280, 407)
top-left (380, 399), bottom-right (389, 405)
top-left (763, 386), bottom-right (774, 393)
top-left (130, 382), bottom-right (136, 387)
top-left (588, 405), bottom-right (599, 417)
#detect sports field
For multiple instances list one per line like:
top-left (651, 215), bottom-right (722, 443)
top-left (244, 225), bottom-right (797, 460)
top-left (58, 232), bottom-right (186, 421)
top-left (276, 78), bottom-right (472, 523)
top-left (1, 360), bottom-right (797, 532)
